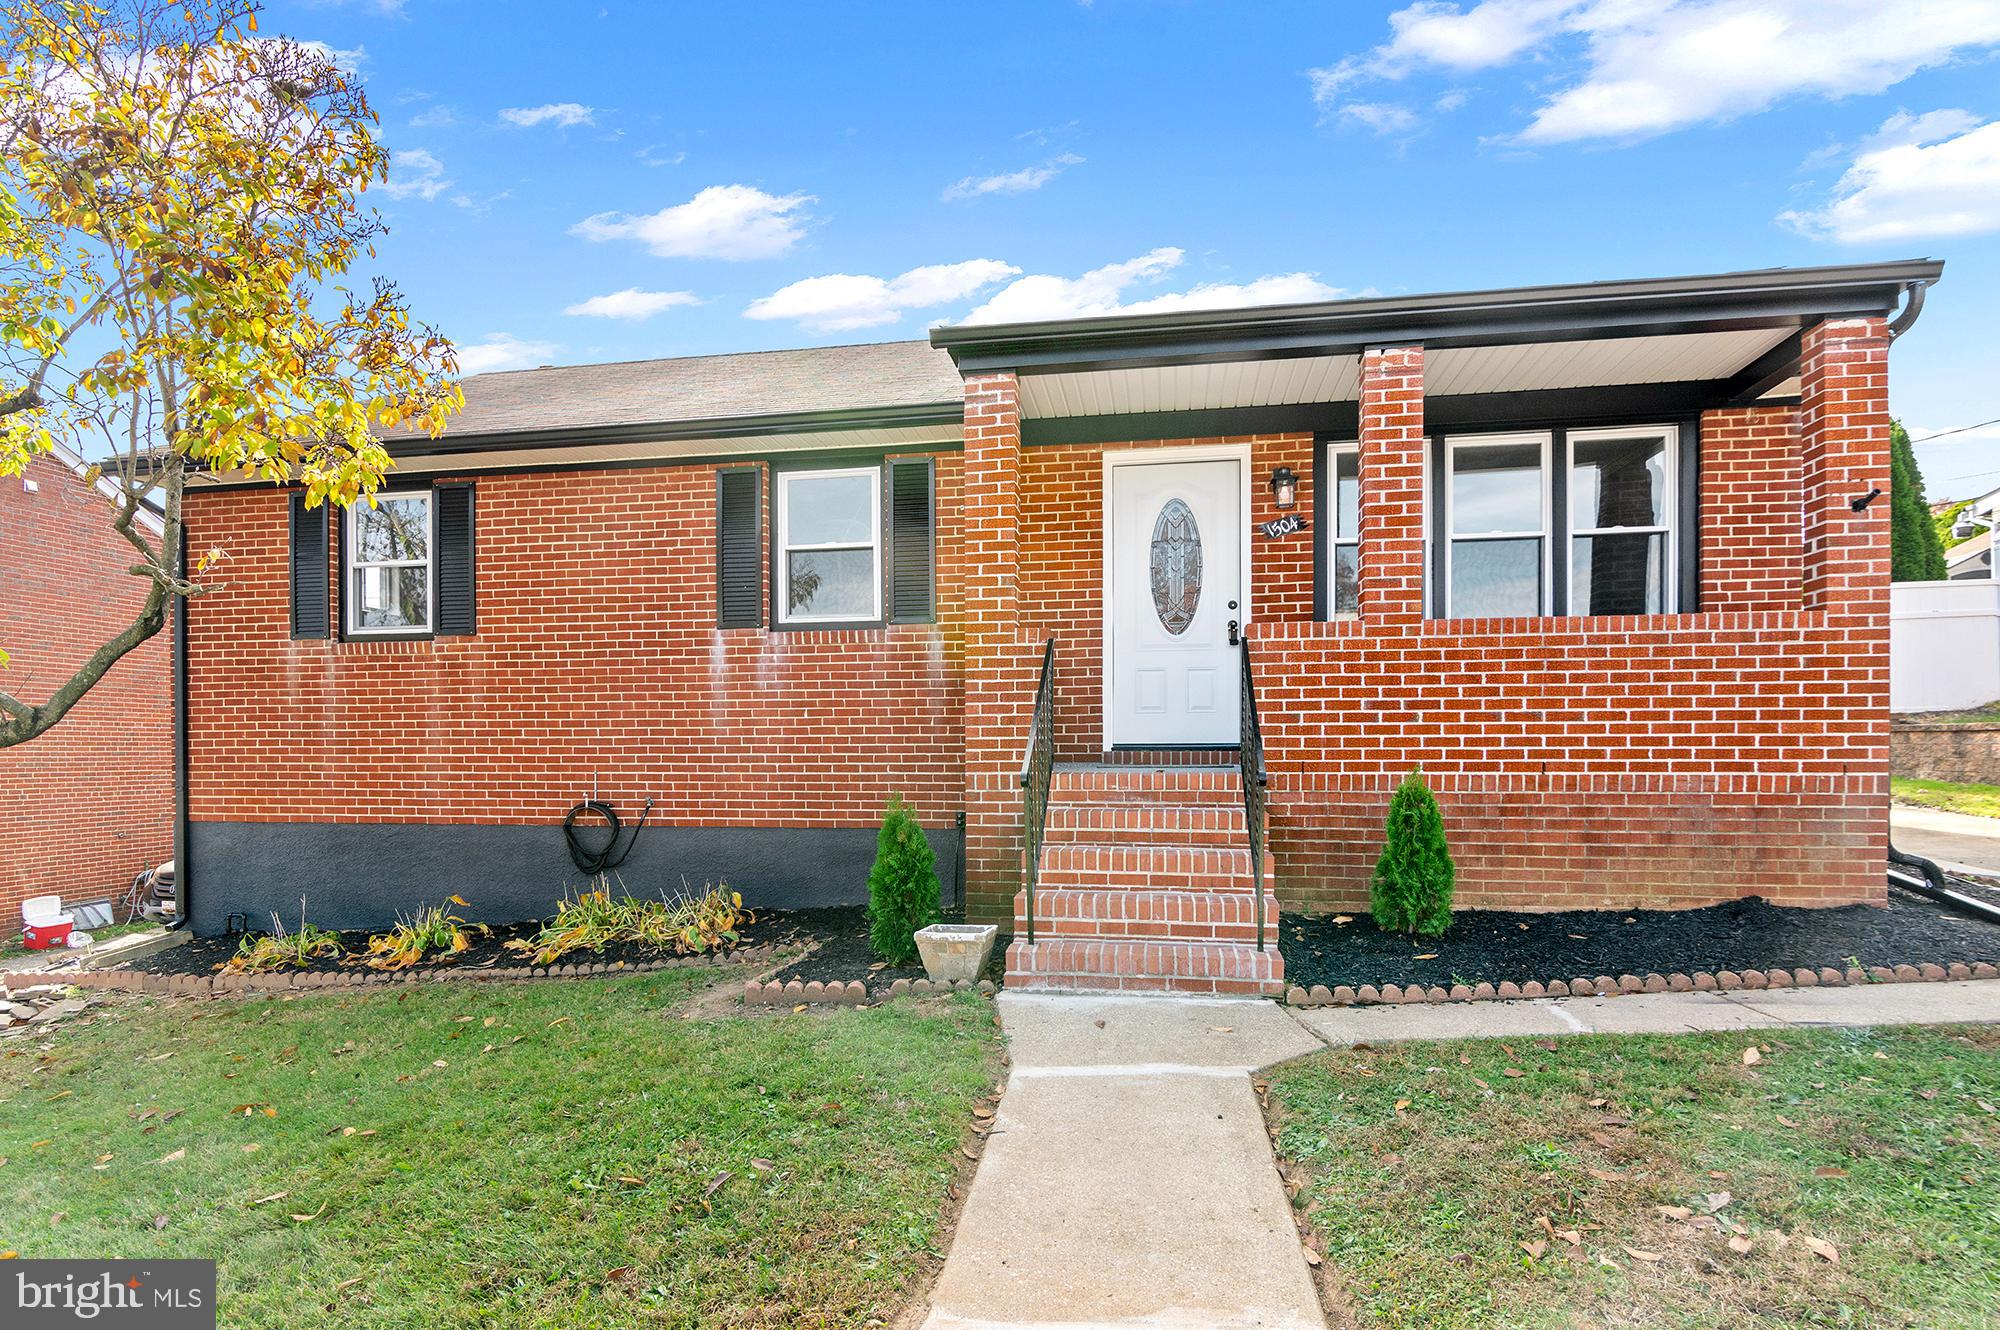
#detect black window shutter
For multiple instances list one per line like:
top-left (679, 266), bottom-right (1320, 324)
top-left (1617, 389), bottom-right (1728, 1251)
top-left (289, 492), bottom-right (329, 639)
top-left (716, 468), bottom-right (762, 628)
top-left (888, 459), bottom-right (935, 623)
top-left (435, 482), bottom-right (476, 636)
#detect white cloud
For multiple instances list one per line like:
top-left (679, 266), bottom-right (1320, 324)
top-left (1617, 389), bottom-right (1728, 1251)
top-left (745, 260), bottom-right (1020, 332)
top-left (571, 185), bottom-right (814, 260)
top-left (1780, 110), bottom-right (2000, 243)
top-left (1340, 102), bottom-right (1423, 135)
top-left (499, 102), bottom-right (596, 128)
top-left (958, 248), bottom-right (1346, 325)
top-left (408, 104), bottom-right (458, 129)
top-left (455, 333), bottom-right (558, 376)
top-left (1314, 0), bottom-right (2000, 144)
top-left (380, 148), bottom-right (450, 201)
top-left (636, 144), bottom-right (687, 168)
top-left (943, 154), bottom-right (1083, 201)
top-left (563, 288), bottom-right (703, 320)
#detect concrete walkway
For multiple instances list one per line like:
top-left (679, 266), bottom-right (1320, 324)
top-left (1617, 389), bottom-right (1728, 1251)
top-left (1291, 977), bottom-right (2000, 1043)
top-left (1892, 803), bottom-right (2000, 875)
top-left (922, 993), bottom-right (1327, 1330)
top-left (921, 979), bottom-right (2000, 1330)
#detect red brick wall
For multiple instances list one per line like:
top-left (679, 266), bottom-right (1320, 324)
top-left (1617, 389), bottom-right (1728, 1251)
top-left (1002, 331), bottom-right (1891, 915)
top-left (181, 454), bottom-right (965, 845)
top-left (0, 454), bottom-right (174, 930)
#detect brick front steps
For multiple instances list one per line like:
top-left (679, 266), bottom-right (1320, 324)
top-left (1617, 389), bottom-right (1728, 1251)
top-left (1007, 764), bottom-right (1285, 996)
top-left (1286, 960), bottom-right (2000, 1006)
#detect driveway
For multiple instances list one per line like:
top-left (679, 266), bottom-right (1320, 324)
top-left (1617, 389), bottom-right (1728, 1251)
top-left (1892, 803), bottom-right (2000, 875)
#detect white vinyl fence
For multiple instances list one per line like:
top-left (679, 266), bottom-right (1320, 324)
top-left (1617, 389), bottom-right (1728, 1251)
top-left (1891, 579), bottom-right (2000, 713)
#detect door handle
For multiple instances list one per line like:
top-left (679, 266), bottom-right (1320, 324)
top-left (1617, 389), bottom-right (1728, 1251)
top-left (1227, 618), bottom-right (1240, 646)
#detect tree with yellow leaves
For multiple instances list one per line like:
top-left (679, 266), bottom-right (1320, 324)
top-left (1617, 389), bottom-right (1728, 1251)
top-left (0, 0), bottom-right (461, 746)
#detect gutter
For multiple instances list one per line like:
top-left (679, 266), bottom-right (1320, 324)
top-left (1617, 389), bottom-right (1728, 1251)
top-left (172, 524), bottom-right (190, 927)
top-left (931, 259), bottom-right (1946, 372)
top-left (378, 399), bottom-right (965, 461)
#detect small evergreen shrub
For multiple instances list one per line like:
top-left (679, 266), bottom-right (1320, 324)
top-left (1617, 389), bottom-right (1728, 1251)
top-left (868, 794), bottom-right (942, 965)
top-left (1371, 768), bottom-right (1455, 936)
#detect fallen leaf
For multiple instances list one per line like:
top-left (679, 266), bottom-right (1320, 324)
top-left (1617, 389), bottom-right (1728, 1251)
top-left (1917, 1089), bottom-right (1937, 1101)
top-left (249, 1192), bottom-right (289, 1207)
top-left (604, 1265), bottom-right (632, 1284)
top-left (49, 1212), bottom-right (64, 1227)
top-left (482, 1016), bottom-right (498, 1027)
top-left (1521, 1240), bottom-right (1547, 1259)
top-left (1813, 1166), bottom-right (1849, 1179)
top-left (1741, 1047), bottom-right (1762, 1066)
top-left (1704, 1192), bottom-right (1732, 1213)
top-left (705, 1170), bottom-right (732, 1197)
top-left (334, 1277), bottom-right (364, 1292)
top-left (1799, 1234), bottom-right (1839, 1264)
top-left (1624, 1246), bottom-right (1664, 1262)
top-left (1502, 1067), bottom-right (1524, 1079)
top-left (1775, 1115), bottom-right (1800, 1129)
top-left (1393, 1098), bottom-right (1412, 1117)
top-left (1727, 1233), bottom-right (1755, 1253)
top-left (1332, 915), bottom-right (1352, 925)
top-left (1303, 1248), bottom-right (1323, 1267)
top-left (792, 1004), bottom-right (808, 1013)
top-left (1657, 1205), bottom-right (1693, 1221)
top-left (1587, 1168), bottom-right (1626, 1183)
top-left (1210, 1026), bottom-right (1234, 1034)
top-left (289, 1203), bottom-right (329, 1224)
top-left (1413, 954), bottom-right (1438, 961)
top-left (616, 1175), bottom-right (646, 1186)
top-left (749, 1158), bottom-right (773, 1172)
top-left (972, 1105), bottom-right (994, 1120)
top-left (156, 1149), bottom-right (185, 1164)
top-left (961, 1145), bottom-right (979, 1161)
top-left (549, 1017), bottom-right (571, 1028)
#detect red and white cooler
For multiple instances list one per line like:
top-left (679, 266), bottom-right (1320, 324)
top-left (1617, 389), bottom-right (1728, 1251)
top-left (20, 895), bottom-right (73, 949)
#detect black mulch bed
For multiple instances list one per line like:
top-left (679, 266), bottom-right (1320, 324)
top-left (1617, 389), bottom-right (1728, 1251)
top-left (765, 905), bottom-right (1005, 991)
top-left (1279, 889), bottom-right (2000, 993)
top-left (121, 909), bottom-right (804, 980)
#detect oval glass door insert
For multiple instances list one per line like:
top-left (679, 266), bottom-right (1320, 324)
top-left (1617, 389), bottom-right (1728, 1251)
top-left (1149, 497), bottom-right (1203, 635)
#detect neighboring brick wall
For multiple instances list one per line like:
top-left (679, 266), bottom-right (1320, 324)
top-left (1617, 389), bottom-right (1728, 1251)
top-left (0, 454), bottom-right (174, 929)
top-left (181, 453), bottom-right (965, 905)
top-left (1891, 720), bottom-right (2000, 785)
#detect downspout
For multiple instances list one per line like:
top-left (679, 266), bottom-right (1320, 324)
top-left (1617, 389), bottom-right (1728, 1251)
top-left (172, 523), bottom-right (190, 929)
top-left (1878, 274), bottom-right (1963, 912)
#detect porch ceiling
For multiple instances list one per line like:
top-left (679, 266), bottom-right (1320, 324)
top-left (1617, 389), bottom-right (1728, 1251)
top-left (1016, 327), bottom-right (1798, 420)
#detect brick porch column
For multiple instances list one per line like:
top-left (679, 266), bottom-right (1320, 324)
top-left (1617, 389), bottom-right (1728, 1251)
top-left (1800, 317), bottom-right (1891, 616)
top-left (1799, 314), bottom-right (1892, 899)
top-left (960, 372), bottom-right (1036, 924)
top-left (1357, 344), bottom-right (1427, 621)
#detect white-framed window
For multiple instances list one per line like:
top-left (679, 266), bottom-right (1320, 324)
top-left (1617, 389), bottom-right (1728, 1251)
top-left (1326, 442), bottom-right (1360, 616)
top-left (346, 491), bottom-right (434, 635)
top-left (775, 465), bottom-right (882, 624)
top-left (1443, 431), bottom-right (1550, 618)
top-left (1569, 424), bottom-right (1677, 616)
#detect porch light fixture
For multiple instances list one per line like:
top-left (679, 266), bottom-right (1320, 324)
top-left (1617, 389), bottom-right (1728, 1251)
top-left (1269, 465), bottom-right (1298, 510)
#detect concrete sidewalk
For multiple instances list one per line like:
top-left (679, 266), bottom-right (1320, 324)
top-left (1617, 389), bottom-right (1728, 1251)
top-left (1891, 803), bottom-right (2000, 875)
top-left (922, 993), bottom-right (1326, 1330)
top-left (1291, 977), bottom-right (2000, 1043)
top-left (920, 980), bottom-right (2000, 1330)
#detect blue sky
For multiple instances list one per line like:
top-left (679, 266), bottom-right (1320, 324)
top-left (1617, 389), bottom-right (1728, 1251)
top-left (277, 0), bottom-right (2000, 497)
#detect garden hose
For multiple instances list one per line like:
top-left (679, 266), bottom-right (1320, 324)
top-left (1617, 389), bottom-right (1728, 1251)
top-left (563, 797), bottom-right (655, 876)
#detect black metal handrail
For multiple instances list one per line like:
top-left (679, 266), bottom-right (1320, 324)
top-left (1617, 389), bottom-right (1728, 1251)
top-left (1238, 637), bottom-right (1268, 952)
top-left (1018, 639), bottom-right (1058, 946)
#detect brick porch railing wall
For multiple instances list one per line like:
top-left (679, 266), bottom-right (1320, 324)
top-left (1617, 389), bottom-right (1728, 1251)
top-left (0, 453), bottom-right (174, 929)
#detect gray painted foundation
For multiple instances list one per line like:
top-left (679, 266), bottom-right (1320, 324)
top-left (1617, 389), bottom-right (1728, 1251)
top-left (188, 821), bottom-right (960, 935)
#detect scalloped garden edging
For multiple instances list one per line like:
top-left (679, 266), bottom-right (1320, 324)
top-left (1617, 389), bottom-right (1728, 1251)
top-left (742, 976), bottom-right (997, 1007)
top-left (0, 940), bottom-right (783, 999)
top-left (1285, 959), bottom-right (2000, 1008)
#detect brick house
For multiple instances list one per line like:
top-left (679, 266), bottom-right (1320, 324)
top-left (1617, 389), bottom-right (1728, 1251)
top-left (178, 260), bottom-right (1939, 994)
top-left (0, 446), bottom-right (174, 932)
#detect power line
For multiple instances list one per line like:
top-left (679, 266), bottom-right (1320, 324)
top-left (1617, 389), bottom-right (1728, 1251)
top-left (1912, 417), bottom-right (2000, 444)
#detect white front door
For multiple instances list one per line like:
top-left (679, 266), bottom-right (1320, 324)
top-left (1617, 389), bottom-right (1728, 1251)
top-left (1107, 454), bottom-right (1245, 747)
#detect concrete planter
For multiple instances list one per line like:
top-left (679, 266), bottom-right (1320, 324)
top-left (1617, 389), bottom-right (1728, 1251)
top-left (915, 923), bottom-right (997, 985)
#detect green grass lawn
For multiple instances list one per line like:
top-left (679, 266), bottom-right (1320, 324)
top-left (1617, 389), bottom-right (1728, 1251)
top-left (0, 971), bottom-right (1002, 1329)
top-left (1891, 775), bottom-right (2000, 819)
top-left (1267, 1024), bottom-right (2000, 1330)
top-left (1905, 700), bottom-right (2000, 726)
